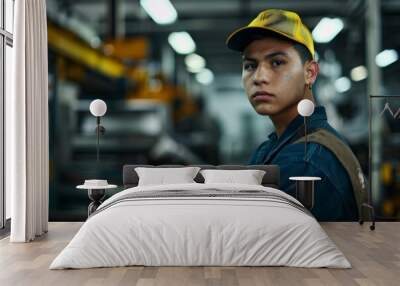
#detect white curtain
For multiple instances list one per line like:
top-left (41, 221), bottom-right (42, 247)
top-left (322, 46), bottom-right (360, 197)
top-left (8, 0), bottom-right (49, 242)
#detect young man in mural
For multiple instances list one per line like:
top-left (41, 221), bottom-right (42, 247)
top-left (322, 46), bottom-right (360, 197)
top-left (226, 9), bottom-right (362, 221)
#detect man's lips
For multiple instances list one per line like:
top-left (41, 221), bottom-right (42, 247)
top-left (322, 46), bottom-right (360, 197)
top-left (252, 91), bottom-right (274, 102)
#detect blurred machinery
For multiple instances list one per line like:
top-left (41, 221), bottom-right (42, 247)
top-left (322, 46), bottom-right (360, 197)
top-left (47, 17), bottom-right (221, 221)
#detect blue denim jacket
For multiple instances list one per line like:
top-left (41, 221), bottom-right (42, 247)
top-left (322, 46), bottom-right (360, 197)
top-left (248, 105), bottom-right (358, 221)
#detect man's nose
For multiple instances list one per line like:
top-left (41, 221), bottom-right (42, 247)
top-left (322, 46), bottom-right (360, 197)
top-left (253, 64), bottom-right (269, 85)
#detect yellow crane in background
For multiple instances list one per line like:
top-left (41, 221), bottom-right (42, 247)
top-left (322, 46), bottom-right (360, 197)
top-left (47, 20), bottom-right (198, 123)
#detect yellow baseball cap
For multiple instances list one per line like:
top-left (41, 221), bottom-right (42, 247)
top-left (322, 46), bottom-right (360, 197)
top-left (226, 9), bottom-right (315, 59)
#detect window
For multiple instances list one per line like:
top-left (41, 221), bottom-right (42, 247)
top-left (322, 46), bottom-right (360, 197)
top-left (4, 43), bottom-right (11, 220)
top-left (5, 0), bottom-right (13, 34)
top-left (1, 0), bottom-right (14, 230)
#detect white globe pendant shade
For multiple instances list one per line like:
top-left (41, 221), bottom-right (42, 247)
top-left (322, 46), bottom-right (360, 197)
top-left (297, 99), bottom-right (315, 117)
top-left (89, 99), bottom-right (107, 117)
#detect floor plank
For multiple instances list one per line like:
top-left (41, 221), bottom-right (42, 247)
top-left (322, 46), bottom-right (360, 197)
top-left (0, 222), bottom-right (398, 286)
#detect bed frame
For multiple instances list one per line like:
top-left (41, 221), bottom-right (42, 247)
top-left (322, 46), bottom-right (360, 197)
top-left (123, 164), bottom-right (280, 189)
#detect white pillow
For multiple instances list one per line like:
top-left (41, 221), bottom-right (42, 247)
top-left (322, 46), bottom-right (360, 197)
top-left (200, 169), bottom-right (266, 185)
top-left (135, 167), bottom-right (201, 186)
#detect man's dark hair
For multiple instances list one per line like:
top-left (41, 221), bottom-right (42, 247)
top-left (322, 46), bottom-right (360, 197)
top-left (293, 42), bottom-right (313, 64)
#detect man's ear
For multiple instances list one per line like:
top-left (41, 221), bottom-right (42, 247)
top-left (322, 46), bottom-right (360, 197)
top-left (304, 60), bottom-right (319, 85)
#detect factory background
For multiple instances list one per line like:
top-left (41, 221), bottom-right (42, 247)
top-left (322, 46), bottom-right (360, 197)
top-left (3, 0), bottom-right (400, 222)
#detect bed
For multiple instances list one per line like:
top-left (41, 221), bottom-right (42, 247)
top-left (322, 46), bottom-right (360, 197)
top-left (49, 164), bottom-right (351, 269)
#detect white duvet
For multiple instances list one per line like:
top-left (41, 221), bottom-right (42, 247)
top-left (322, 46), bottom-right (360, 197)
top-left (50, 183), bottom-right (351, 269)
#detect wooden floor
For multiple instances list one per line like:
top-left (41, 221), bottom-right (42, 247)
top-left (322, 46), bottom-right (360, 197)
top-left (0, 222), bottom-right (399, 286)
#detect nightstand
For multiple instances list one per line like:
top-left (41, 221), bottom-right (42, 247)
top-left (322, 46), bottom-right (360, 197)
top-left (289, 176), bottom-right (321, 209)
top-left (77, 181), bottom-right (117, 217)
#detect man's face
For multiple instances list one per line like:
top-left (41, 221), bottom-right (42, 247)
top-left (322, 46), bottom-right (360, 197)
top-left (242, 37), bottom-right (306, 116)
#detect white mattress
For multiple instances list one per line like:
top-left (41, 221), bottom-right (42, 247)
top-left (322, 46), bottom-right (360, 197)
top-left (50, 183), bottom-right (351, 269)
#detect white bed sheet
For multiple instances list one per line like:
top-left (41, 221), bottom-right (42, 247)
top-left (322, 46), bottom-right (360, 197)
top-left (50, 183), bottom-right (351, 269)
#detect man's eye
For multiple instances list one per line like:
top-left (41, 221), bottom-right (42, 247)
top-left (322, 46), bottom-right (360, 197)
top-left (243, 63), bottom-right (256, 71)
top-left (271, 60), bottom-right (284, 67)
